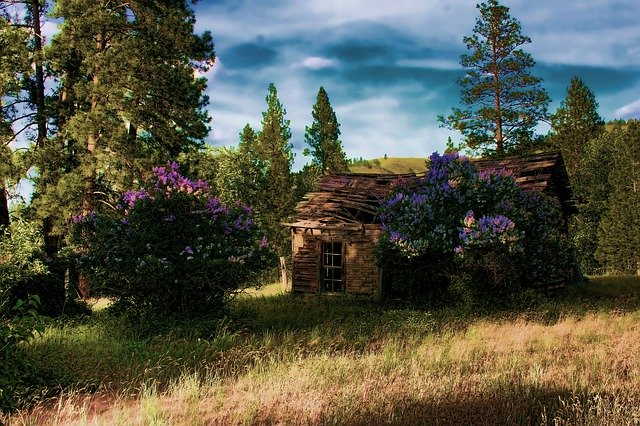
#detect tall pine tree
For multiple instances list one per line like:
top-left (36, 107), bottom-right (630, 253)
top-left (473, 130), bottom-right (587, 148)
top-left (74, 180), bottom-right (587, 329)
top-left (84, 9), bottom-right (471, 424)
top-left (550, 77), bottom-right (605, 273)
top-left (550, 77), bottom-right (604, 178)
top-left (254, 83), bottom-right (294, 253)
top-left (35, 0), bottom-right (214, 230)
top-left (304, 86), bottom-right (348, 173)
top-left (439, 0), bottom-right (549, 155)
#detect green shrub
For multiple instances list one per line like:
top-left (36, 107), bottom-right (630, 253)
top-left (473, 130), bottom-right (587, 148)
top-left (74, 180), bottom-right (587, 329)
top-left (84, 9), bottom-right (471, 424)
top-left (377, 152), bottom-right (571, 306)
top-left (0, 295), bottom-right (46, 412)
top-left (72, 162), bottom-right (278, 319)
top-left (0, 220), bottom-right (66, 317)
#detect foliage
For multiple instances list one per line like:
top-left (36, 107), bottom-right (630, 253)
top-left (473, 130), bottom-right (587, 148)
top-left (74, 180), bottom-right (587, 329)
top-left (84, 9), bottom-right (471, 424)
top-left (571, 123), bottom-right (619, 274)
top-left (32, 0), bottom-right (215, 240)
top-left (252, 84), bottom-right (296, 254)
top-left (376, 152), bottom-right (570, 305)
top-left (596, 120), bottom-right (640, 275)
top-left (71, 162), bottom-right (278, 318)
top-left (438, 0), bottom-right (550, 155)
top-left (549, 77), bottom-right (605, 274)
top-left (304, 86), bottom-right (348, 173)
top-left (346, 157), bottom-right (381, 168)
top-left (0, 13), bottom-right (34, 228)
top-left (0, 295), bottom-right (46, 412)
top-left (550, 77), bottom-right (604, 178)
top-left (0, 219), bottom-right (68, 318)
top-left (293, 163), bottom-right (322, 203)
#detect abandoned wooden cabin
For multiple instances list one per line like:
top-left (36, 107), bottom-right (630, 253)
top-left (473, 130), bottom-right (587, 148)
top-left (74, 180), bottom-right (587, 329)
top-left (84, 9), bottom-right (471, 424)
top-left (284, 151), bottom-right (575, 297)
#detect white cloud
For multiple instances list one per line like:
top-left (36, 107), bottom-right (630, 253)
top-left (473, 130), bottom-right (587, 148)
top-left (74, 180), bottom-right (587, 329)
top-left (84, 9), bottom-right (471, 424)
top-left (396, 58), bottom-right (460, 70)
top-left (195, 0), bottom-right (640, 165)
top-left (614, 99), bottom-right (640, 119)
top-left (293, 56), bottom-right (336, 70)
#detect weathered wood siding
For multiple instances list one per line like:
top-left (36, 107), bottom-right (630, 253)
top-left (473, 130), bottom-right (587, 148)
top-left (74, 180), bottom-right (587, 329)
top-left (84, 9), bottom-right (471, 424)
top-left (292, 229), bottom-right (320, 294)
top-left (291, 226), bottom-right (382, 296)
top-left (344, 226), bottom-right (382, 296)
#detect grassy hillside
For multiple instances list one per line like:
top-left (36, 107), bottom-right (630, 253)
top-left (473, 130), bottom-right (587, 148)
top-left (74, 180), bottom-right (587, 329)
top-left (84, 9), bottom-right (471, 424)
top-left (6, 276), bottom-right (640, 424)
top-left (348, 157), bottom-right (428, 174)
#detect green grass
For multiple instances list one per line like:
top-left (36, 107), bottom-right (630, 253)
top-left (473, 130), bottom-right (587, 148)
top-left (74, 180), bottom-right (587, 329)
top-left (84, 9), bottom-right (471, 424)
top-left (348, 157), bottom-right (428, 174)
top-left (5, 276), bottom-right (640, 424)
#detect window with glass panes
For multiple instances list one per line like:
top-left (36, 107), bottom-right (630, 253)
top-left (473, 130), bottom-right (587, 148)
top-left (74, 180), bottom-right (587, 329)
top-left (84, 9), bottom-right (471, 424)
top-left (321, 241), bottom-right (344, 293)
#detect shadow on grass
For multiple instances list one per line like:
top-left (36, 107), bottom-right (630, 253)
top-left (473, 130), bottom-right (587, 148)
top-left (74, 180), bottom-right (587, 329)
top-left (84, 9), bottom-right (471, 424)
top-left (228, 275), bottom-right (640, 337)
top-left (253, 386), bottom-right (635, 425)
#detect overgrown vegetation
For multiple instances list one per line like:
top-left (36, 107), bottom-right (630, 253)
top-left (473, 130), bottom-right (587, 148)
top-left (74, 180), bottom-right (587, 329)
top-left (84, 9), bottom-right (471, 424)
top-left (71, 162), bottom-right (278, 319)
top-left (2, 277), bottom-right (640, 424)
top-left (376, 152), bottom-right (570, 305)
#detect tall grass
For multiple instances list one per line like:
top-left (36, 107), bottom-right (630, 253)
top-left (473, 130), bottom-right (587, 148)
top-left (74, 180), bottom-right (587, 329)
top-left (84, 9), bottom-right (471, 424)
top-left (4, 276), bottom-right (640, 425)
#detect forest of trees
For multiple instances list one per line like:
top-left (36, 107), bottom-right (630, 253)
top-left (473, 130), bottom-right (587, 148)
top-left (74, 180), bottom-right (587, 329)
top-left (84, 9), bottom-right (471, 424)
top-left (1, 0), bottom-right (639, 320)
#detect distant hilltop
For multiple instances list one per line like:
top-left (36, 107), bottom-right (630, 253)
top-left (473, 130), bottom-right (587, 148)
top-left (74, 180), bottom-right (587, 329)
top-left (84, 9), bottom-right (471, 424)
top-left (347, 157), bottom-right (428, 174)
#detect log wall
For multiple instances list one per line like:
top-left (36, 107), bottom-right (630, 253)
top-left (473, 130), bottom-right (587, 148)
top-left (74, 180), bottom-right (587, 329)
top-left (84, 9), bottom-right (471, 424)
top-left (291, 226), bottom-right (382, 296)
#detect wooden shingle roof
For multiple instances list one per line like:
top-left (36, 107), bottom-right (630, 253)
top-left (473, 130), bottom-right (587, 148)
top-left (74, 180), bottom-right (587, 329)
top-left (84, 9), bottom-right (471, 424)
top-left (284, 173), bottom-right (417, 230)
top-left (285, 151), bottom-right (574, 230)
top-left (473, 151), bottom-right (576, 215)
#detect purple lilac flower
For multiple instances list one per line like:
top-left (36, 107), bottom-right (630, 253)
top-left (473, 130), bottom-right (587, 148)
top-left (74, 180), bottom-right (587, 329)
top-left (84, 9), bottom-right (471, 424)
top-left (385, 193), bottom-right (405, 208)
top-left (152, 161), bottom-right (209, 195)
top-left (206, 197), bottom-right (229, 219)
top-left (122, 190), bottom-right (150, 209)
top-left (390, 231), bottom-right (403, 243)
top-left (72, 211), bottom-right (97, 224)
top-left (259, 237), bottom-right (268, 249)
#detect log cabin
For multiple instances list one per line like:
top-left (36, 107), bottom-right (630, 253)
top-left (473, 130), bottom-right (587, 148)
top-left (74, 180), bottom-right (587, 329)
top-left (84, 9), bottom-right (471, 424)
top-left (283, 151), bottom-right (575, 297)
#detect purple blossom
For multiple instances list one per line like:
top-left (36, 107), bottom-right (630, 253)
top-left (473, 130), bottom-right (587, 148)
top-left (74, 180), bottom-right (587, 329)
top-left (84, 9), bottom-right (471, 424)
top-left (206, 197), bottom-right (229, 219)
top-left (152, 161), bottom-right (209, 195)
top-left (259, 237), bottom-right (269, 249)
top-left (385, 193), bottom-right (405, 208)
top-left (122, 190), bottom-right (150, 209)
top-left (72, 211), bottom-right (97, 224)
top-left (390, 231), bottom-right (403, 243)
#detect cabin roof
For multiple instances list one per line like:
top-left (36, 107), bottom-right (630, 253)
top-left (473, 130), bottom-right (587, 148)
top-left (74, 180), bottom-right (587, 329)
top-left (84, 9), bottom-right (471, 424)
top-left (285, 151), bottom-right (575, 231)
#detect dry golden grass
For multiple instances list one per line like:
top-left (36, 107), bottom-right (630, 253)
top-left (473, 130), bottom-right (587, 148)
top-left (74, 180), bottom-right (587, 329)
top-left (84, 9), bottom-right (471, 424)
top-left (5, 277), bottom-right (640, 425)
top-left (348, 157), bottom-right (428, 174)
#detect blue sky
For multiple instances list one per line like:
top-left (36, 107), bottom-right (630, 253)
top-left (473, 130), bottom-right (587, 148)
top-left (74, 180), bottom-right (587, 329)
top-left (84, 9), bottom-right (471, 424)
top-left (191, 0), bottom-right (640, 168)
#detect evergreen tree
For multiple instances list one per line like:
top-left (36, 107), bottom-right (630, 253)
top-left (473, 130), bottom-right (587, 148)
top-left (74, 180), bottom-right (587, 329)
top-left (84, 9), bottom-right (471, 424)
top-left (304, 86), bottom-right (348, 172)
top-left (550, 77), bottom-right (605, 274)
top-left (199, 124), bottom-right (267, 210)
top-left (254, 83), bottom-right (294, 253)
top-left (439, 0), bottom-right (549, 155)
top-left (569, 126), bottom-right (616, 274)
top-left (596, 121), bottom-right (640, 275)
top-left (34, 0), bottom-right (214, 232)
top-left (550, 77), bottom-right (604, 178)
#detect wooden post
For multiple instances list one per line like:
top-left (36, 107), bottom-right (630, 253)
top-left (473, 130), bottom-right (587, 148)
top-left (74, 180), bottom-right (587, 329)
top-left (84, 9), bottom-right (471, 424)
top-left (280, 256), bottom-right (288, 291)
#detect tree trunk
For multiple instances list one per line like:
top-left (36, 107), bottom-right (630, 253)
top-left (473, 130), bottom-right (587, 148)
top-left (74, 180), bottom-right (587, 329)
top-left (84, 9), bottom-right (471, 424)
top-left (0, 186), bottom-right (9, 229)
top-left (31, 0), bottom-right (47, 148)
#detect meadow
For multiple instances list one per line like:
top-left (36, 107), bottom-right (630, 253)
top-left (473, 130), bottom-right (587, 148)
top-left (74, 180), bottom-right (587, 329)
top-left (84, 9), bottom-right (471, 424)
top-left (4, 276), bottom-right (640, 425)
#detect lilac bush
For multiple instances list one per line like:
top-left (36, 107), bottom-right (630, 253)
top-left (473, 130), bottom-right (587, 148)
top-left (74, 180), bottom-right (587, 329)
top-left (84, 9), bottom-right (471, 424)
top-left (72, 162), bottom-right (277, 317)
top-left (376, 152), bottom-right (570, 304)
